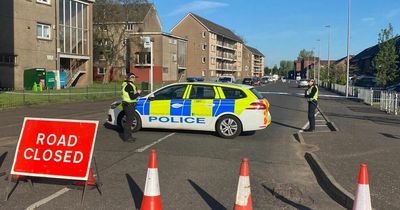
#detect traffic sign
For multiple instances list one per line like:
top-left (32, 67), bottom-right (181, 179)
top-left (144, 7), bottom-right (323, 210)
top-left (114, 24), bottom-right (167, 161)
top-left (11, 118), bottom-right (98, 180)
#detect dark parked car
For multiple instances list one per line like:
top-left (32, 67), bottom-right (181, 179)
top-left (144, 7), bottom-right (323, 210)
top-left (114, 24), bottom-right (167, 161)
top-left (186, 77), bottom-right (204, 82)
top-left (386, 83), bottom-right (400, 92)
top-left (242, 77), bottom-right (253, 85)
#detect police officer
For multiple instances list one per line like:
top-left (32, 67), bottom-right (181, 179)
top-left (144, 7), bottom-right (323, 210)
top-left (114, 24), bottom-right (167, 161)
top-left (121, 73), bottom-right (142, 142)
top-left (304, 79), bottom-right (319, 132)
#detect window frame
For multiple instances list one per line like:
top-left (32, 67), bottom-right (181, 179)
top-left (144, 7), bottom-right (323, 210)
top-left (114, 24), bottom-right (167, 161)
top-left (221, 87), bottom-right (246, 99)
top-left (36, 23), bottom-right (52, 40)
top-left (37, 0), bottom-right (51, 5)
top-left (152, 84), bottom-right (187, 100)
top-left (97, 67), bottom-right (106, 75)
top-left (126, 23), bottom-right (134, 31)
top-left (189, 85), bottom-right (216, 100)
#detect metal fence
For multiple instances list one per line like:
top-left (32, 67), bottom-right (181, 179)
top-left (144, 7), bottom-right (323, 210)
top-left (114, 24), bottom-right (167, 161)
top-left (321, 82), bottom-right (398, 115)
top-left (380, 91), bottom-right (399, 115)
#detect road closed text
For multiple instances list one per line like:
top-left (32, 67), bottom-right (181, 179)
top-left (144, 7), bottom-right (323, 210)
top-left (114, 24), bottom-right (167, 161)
top-left (23, 133), bottom-right (83, 163)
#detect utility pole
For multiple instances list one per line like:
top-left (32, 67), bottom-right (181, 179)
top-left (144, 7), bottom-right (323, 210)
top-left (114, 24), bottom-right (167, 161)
top-left (313, 48), bottom-right (316, 80)
top-left (346, 0), bottom-right (351, 98)
top-left (326, 25), bottom-right (331, 82)
top-left (317, 39), bottom-right (321, 84)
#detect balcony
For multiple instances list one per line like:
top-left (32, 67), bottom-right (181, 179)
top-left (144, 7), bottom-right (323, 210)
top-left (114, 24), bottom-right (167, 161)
top-left (216, 64), bottom-right (238, 72)
top-left (216, 52), bottom-right (237, 61)
top-left (216, 41), bottom-right (237, 51)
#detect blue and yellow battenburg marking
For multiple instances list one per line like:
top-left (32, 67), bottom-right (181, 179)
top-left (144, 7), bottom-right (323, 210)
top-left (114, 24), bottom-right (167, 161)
top-left (135, 98), bottom-right (244, 117)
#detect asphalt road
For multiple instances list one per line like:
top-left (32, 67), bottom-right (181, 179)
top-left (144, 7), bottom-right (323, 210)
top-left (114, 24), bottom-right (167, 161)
top-left (0, 81), bottom-right (342, 209)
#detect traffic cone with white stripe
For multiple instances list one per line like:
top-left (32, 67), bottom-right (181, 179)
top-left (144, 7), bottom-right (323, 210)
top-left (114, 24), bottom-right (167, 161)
top-left (234, 158), bottom-right (252, 210)
top-left (352, 163), bottom-right (372, 210)
top-left (140, 149), bottom-right (162, 210)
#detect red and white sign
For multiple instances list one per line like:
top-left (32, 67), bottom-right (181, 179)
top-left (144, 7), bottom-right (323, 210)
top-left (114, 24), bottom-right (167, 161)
top-left (11, 117), bottom-right (98, 180)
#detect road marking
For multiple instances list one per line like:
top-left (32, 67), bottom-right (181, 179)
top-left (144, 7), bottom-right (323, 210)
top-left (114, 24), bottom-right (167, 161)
top-left (0, 136), bottom-right (18, 147)
top-left (24, 132), bottom-right (176, 209)
top-left (259, 91), bottom-right (358, 99)
top-left (25, 188), bottom-right (70, 210)
top-left (135, 133), bottom-right (176, 153)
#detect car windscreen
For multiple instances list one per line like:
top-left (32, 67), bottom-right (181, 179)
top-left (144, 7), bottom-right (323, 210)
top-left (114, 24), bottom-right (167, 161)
top-left (250, 88), bottom-right (265, 99)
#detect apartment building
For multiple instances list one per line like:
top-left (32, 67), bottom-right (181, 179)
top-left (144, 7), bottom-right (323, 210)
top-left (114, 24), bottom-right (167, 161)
top-left (0, 0), bottom-right (95, 90)
top-left (93, 3), bottom-right (187, 83)
top-left (171, 13), bottom-right (245, 81)
top-left (244, 45), bottom-right (265, 77)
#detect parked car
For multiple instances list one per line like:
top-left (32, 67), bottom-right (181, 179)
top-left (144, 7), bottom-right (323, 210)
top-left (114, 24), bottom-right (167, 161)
top-left (261, 77), bottom-right (269, 84)
top-left (386, 83), bottom-right (400, 92)
top-left (187, 77), bottom-right (204, 82)
top-left (353, 76), bottom-right (377, 88)
top-left (298, 79), bottom-right (309, 88)
top-left (218, 75), bottom-right (236, 83)
top-left (252, 77), bottom-right (261, 86)
top-left (242, 77), bottom-right (254, 85)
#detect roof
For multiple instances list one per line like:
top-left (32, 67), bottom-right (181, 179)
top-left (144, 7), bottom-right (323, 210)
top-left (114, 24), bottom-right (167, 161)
top-left (334, 55), bottom-right (353, 65)
top-left (190, 13), bottom-right (244, 43)
top-left (245, 45), bottom-right (264, 57)
top-left (94, 3), bottom-right (153, 23)
top-left (351, 36), bottom-right (400, 62)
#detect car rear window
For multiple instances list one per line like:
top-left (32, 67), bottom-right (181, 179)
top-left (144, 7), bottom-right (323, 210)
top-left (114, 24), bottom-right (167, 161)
top-left (221, 87), bottom-right (246, 99)
top-left (250, 88), bottom-right (265, 99)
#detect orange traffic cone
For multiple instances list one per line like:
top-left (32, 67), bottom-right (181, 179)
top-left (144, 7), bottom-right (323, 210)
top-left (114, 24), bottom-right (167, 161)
top-left (11, 174), bottom-right (27, 182)
top-left (352, 164), bottom-right (372, 210)
top-left (234, 158), bottom-right (253, 210)
top-left (72, 168), bottom-right (96, 186)
top-left (140, 149), bottom-right (162, 210)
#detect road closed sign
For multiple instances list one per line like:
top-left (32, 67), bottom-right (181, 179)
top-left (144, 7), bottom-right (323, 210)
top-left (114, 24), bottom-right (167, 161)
top-left (11, 118), bottom-right (98, 180)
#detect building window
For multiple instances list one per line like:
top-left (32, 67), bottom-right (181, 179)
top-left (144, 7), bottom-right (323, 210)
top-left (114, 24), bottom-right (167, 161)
top-left (126, 23), bottom-right (134, 31)
top-left (37, 23), bottom-right (51, 40)
top-left (59, 0), bottom-right (89, 55)
top-left (169, 39), bottom-right (177, 45)
top-left (211, 57), bottom-right (215, 64)
top-left (202, 31), bottom-right (206, 38)
top-left (163, 67), bottom-right (168, 73)
top-left (202, 44), bottom-right (207, 50)
top-left (201, 57), bottom-right (206, 64)
top-left (97, 67), bottom-right (106, 75)
top-left (37, 0), bottom-right (51, 5)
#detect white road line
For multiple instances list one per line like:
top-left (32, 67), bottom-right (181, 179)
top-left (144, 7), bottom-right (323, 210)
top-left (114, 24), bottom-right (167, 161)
top-left (24, 132), bottom-right (176, 209)
top-left (25, 188), bottom-right (70, 210)
top-left (135, 133), bottom-right (176, 153)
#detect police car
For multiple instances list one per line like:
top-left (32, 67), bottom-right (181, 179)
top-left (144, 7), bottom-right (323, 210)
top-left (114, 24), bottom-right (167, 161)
top-left (107, 82), bottom-right (271, 139)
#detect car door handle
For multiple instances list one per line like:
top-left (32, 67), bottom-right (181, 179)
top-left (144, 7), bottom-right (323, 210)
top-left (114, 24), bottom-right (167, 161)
top-left (171, 103), bottom-right (184, 108)
top-left (205, 104), bottom-right (215, 107)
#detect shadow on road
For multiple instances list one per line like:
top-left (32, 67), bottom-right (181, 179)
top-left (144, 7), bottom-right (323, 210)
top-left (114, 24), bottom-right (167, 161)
top-left (262, 184), bottom-right (312, 210)
top-left (380, 132), bottom-right (400, 140)
top-left (0, 151), bottom-right (8, 166)
top-left (326, 112), bottom-right (400, 126)
top-left (188, 179), bottom-right (227, 210)
top-left (126, 174), bottom-right (143, 209)
top-left (271, 121), bottom-right (303, 130)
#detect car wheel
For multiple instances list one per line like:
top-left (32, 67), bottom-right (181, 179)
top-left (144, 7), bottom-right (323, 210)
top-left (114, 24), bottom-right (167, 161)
top-left (216, 115), bottom-right (242, 139)
top-left (117, 111), bottom-right (142, 133)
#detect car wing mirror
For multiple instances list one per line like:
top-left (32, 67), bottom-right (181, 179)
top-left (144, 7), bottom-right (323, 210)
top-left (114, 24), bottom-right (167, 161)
top-left (148, 95), bottom-right (155, 101)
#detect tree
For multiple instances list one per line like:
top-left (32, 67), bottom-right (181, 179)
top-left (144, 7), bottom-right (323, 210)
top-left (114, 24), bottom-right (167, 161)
top-left (372, 23), bottom-right (399, 87)
top-left (264, 66), bottom-right (271, 75)
top-left (93, 0), bottom-right (149, 83)
top-left (272, 65), bottom-right (279, 74)
top-left (279, 60), bottom-right (294, 77)
top-left (297, 49), bottom-right (314, 60)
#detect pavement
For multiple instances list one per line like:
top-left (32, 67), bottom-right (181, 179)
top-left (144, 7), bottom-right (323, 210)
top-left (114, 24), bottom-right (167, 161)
top-left (0, 82), bottom-right (344, 209)
top-left (301, 88), bottom-right (400, 209)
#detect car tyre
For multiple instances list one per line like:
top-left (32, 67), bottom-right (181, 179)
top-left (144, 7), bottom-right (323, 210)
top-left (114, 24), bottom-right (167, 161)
top-left (117, 111), bottom-right (142, 133)
top-left (216, 115), bottom-right (242, 139)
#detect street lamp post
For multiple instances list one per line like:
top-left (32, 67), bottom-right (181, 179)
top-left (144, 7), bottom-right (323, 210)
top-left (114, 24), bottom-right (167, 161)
top-left (313, 48), bottom-right (316, 80)
top-left (316, 39), bottom-right (321, 84)
top-left (346, 0), bottom-right (351, 98)
top-left (326, 25), bottom-right (331, 82)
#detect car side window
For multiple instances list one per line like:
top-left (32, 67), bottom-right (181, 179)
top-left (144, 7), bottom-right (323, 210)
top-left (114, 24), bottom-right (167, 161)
top-left (153, 85), bottom-right (187, 100)
top-left (189, 85), bottom-right (215, 99)
top-left (221, 87), bottom-right (246, 99)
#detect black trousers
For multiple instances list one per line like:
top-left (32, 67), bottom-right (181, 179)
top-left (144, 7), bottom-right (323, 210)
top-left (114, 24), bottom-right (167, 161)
top-left (122, 102), bottom-right (136, 140)
top-left (308, 100), bottom-right (318, 130)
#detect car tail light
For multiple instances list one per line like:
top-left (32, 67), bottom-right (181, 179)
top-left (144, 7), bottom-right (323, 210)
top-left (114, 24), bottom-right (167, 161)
top-left (247, 101), bottom-right (267, 110)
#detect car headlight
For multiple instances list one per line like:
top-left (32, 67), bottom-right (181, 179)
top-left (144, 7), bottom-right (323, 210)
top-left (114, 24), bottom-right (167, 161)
top-left (110, 102), bottom-right (121, 109)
